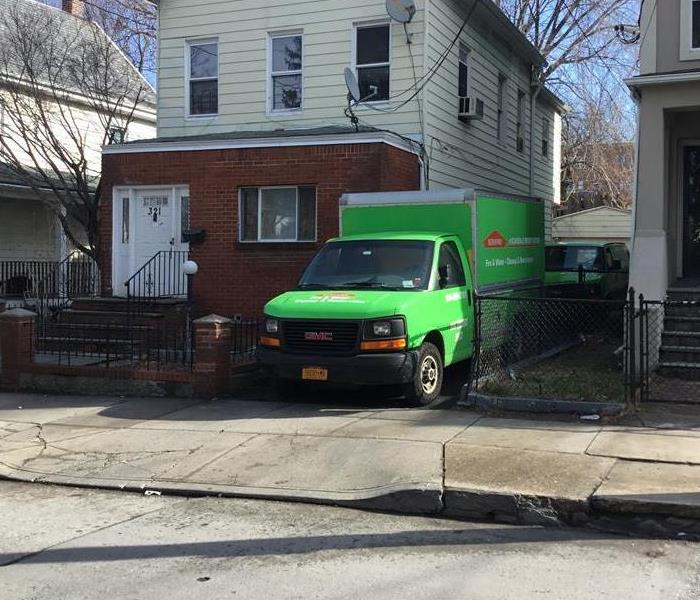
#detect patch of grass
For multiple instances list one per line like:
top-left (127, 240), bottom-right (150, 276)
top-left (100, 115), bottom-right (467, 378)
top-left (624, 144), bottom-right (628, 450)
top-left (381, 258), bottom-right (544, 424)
top-left (481, 339), bottom-right (625, 403)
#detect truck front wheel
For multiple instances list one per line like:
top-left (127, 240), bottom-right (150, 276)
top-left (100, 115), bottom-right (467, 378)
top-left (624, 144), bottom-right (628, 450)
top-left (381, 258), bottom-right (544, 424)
top-left (404, 343), bottom-right (443, 406)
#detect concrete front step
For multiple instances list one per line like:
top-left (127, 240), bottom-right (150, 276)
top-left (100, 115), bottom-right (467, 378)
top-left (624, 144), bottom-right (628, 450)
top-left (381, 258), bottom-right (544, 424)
top-left (665, 303), bottom-right (700, 318)
top-left (38, 336), bottom-right (139, 354)
top-left (69, 297), bottom-right (188, 316)
top-left (659, 346), bottom-right (700, 364)
top-left (662, 331), bottom-right (700, 348)
top-left (658, 361), bottom-right (700, 381)
top-left (664, 316), bottom-right (700, 333)
top-left (60, 309), bottom-right (165, 326)
top-left (667, 289), bottom-right (700, 302)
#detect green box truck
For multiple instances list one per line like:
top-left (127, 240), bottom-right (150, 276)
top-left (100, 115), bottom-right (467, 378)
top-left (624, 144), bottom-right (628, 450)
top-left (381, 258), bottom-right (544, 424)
top-left (257, 189), bottom-right (545, 405)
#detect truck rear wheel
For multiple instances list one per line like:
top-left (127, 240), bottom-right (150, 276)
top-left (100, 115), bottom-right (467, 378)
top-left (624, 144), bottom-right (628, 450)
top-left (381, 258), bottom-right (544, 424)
top-left (404, 342), bottom-right (443, 407)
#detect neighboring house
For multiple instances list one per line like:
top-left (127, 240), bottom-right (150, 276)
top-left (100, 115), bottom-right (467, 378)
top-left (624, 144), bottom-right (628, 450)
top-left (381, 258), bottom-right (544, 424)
top-left (553, 206), bottom-right (632, 246)
top-left (102, 0), bottom-right (565, 317)
top-left (0, 0), bottom-right (156, 301)
top-left (627, 0), bottom-right (700, 299)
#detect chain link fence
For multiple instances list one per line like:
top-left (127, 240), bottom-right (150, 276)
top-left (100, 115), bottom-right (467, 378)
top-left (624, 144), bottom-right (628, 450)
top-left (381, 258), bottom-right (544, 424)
top-left (470, 294), bottom-right (633, 405)
top-left (640, 298), bottom-right (700, 403)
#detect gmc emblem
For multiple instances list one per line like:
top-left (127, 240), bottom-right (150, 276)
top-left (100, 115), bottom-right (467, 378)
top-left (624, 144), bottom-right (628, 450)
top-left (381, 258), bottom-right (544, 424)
top-left (304, 331), bottom-right (333, 342)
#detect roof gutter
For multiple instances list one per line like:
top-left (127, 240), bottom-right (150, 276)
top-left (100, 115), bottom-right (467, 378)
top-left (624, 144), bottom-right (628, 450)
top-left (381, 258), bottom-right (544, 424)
top-left (625, 71), bottom-right (700, 90)
top-left (102, 130), bottom-right (423, 156)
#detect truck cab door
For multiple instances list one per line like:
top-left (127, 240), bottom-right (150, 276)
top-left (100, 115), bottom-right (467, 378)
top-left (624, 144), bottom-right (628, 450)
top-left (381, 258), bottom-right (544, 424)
top-left (435, 240), bottom-right (473, 364)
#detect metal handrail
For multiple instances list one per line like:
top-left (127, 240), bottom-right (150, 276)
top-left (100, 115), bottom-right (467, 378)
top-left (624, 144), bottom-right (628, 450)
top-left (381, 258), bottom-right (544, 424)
top-left (125, 250), bottom-right (189, 301)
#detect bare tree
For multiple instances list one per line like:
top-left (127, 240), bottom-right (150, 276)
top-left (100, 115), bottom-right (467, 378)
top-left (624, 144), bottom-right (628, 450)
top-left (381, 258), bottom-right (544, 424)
top-left (0, 1), bottom-right (150, 261)
top-left (84, 0), bottom-right (157, 78)
top-left (560, 95), bottom-right (634, 211)
top-left (500, 0), bottom-right (639, 87)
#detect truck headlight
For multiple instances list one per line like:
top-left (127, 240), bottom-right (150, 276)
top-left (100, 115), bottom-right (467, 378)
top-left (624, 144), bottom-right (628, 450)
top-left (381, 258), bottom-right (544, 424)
top-left (363, 318), bottom-right (406, 340)
top-left (372, 321), bottom-right (392, 337)
top-left (265, 318), bottom-right (279, 334)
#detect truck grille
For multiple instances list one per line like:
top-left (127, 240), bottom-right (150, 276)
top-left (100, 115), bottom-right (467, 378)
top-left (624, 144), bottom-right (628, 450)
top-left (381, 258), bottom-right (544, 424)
top-left (282, 320), bottom-right (360, 354)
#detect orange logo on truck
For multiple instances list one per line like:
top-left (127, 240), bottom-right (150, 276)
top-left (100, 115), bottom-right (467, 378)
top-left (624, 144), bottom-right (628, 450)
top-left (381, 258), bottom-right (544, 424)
top-left (483, 230), bottom-right (507, 248)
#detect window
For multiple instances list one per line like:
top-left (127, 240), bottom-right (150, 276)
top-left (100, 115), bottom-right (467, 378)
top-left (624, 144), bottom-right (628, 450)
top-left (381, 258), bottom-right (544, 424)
top-left (542, 118), bottom-right (550, 157)
top-left (458, 43), bottom-right (470, 98)
top-left (355, 23), bottom-right (391, 102)
top-left (180, 195), bottom-right (190, 243)
top-left (108, 127), bottom-right (126, 144)
top-left (269, 33), bottom-right (303, 112)
top-left (516, 89), bottom-right (526, 152)
top-left (240, 186), bottom-right (316, 242)
top-left (496, 74), bottom-right (507, 141)
top-left (438, 242), bottom-right (466, 288)
top-left (693, 0), bottom-right (700, 48)
top-left (187, 40), bottom-right (218, 116)
top-left (121, 197), bottom-right (129, 244)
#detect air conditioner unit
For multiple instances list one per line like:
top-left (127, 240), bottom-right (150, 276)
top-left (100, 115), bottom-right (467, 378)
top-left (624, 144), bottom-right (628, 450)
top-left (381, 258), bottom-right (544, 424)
top-left (458, 96), bottom-right (484, 122)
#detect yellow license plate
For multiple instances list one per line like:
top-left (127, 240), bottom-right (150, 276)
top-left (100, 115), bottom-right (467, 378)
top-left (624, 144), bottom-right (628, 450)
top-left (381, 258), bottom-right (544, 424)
top-left (302, 367), bottom-right (328, 381)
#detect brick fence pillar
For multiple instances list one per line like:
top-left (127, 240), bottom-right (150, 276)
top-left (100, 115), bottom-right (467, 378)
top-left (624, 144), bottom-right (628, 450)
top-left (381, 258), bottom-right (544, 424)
top-left (193, 314), bottom-right (233, 398)
top-left (0, 308), bottom-right (36, 388)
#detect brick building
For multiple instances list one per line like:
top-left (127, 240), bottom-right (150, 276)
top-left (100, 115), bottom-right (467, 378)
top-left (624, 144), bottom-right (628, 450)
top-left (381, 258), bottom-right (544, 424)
top-left (101, 127), bottom-right (420, 317)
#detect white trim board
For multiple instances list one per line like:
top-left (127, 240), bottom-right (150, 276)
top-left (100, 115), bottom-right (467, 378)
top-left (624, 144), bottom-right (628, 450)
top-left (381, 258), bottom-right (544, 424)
top-left (102, 131), bottom-right (422, 156)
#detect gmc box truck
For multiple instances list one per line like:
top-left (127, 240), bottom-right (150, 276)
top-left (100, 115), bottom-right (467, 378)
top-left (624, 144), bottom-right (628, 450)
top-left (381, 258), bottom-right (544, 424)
top-left (257, 189), bottom-right (545, 405)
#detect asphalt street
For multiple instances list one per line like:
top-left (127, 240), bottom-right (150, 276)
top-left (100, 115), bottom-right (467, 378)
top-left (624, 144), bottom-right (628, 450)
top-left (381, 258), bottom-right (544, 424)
top-left (0, 481), bottom-right (698, 600)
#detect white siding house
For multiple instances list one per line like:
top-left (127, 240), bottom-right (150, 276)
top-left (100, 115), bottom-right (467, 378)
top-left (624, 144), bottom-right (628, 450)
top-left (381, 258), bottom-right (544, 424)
top-left (0, 0), bottom-right (156, 301)
top-left (153, 0), bottom-right (563, 209)
top-left (100, 0), bottom-right (564, 315)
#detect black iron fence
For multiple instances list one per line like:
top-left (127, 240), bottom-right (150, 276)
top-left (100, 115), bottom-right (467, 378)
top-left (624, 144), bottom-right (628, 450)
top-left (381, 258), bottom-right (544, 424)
top-left (35, 320), bottom-right (194, 372)
top-left (126, 250), bottom-right (189, 301)
top-left (230, 319), bottom-right (260, 365)
top-left (638, 298), bottom-right (700, 403)
top-left (470, 293), bottom-right (635, 405)
top-left (32, 256), bottom-right (100, 322)
top-left (0, 261), bottom-right (58, 297)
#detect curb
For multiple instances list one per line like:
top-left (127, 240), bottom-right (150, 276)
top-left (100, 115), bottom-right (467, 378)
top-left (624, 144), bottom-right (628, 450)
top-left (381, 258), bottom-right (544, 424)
top-left (0, 464), bottom-right (443, 516)
top-left (461, 391), bottom-right (626, 416)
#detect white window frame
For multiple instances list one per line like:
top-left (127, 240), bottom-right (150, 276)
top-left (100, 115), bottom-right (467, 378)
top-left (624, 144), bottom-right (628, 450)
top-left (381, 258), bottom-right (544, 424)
top-left (496, 73), bottom-right (507, 142)
top-left (239, 186), bottom-right (317, 243)
top-left (542, 117), bottom-right (550, 157)
top-left (681, 0), bottom-right (700, 60)
top-left (352, 20), bottom-right (392, 105)
top-left (516, 89), bottom-right (526, 152)
top-left (185, 38), bottom-right (219, 118)
top-left (458, 42), bottom-right (471, 98)
top-left (267, 30), bottom-right (304, 115)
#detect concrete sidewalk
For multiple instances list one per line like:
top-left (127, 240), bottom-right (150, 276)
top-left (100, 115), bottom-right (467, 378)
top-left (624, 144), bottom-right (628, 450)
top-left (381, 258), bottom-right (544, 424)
top-left (1, 392), bottom-right (699, 538)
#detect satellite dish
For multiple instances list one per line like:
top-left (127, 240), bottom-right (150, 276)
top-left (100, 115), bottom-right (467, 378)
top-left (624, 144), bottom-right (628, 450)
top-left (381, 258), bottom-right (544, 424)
top-left (386, 0), bottom-right (416, 23)
top-left (344, 67), bottom-right (361, 103)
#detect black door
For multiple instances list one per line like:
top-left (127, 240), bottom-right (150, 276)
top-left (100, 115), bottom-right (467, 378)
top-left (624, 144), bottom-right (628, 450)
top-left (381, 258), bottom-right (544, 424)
top-left (683, 146), bottom-right (700, 277)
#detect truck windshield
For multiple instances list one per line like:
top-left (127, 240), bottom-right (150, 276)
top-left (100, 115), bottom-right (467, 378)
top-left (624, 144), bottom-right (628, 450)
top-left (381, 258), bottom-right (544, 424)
top-left (299, 240), bottom-right (434, 291)
top-left (545, 246), bottom-right (604, 272)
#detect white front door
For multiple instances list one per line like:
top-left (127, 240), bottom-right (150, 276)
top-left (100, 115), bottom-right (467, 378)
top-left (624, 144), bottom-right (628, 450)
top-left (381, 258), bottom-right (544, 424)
top-left (112, 186), bottom-right (189, 297)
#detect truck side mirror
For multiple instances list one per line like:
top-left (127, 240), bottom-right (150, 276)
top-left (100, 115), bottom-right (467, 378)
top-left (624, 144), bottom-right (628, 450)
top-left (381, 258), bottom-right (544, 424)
top-left (438, 264), bottom-right (451, 288)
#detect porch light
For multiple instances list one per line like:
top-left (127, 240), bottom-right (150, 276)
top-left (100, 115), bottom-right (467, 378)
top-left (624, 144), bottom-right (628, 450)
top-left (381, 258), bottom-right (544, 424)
top-left (182, 260), bottom-right (199, 276)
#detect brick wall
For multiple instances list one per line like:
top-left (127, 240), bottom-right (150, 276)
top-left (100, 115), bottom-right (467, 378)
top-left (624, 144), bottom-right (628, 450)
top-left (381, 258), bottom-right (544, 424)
top-left (101, 142), bottom-right (420, 317)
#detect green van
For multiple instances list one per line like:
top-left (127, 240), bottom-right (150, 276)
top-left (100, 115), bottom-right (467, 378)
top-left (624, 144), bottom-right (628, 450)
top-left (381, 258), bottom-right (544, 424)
top-left (257, 189), bottom-right (545, 405)
top-left (545, 242), bottom-right (630, 300)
